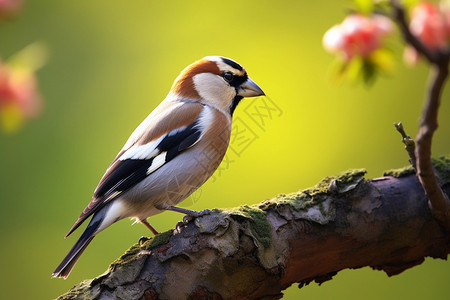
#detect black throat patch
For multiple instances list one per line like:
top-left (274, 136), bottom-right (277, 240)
top-left (230, 95), bottom-right (243, 115)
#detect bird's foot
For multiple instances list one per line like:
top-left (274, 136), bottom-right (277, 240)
top-left (182, 208), bottom-right (213, 223)
top-left (182, 215), bottom-right (193, 223)
top-left (166, 207), bottom-right (213, 224)
top-left (192, 208), bottom-right (213, 217)
top-left (139, 236), bottom-right (151, 245)
top-left (174, 221), bottom-right (186, 233)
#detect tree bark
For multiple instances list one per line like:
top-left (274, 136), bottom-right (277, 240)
top-left (57, 158), bottom-right (450, 300)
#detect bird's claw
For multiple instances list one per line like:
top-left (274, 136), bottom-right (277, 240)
top-left (198, 208), bottom-right (213, 216)
top-left (139, 236), bottom-right (150, 245)
top-left (175, 220), bottom-right (185, 230)
top-left (174, 209), bottom-right (214, 233)
top-left (182, 215), bottom-right (193, 223)
top-left (183, 209), bottom-right (212, 223)
top-left (191, 209), bottom-right (213, 218)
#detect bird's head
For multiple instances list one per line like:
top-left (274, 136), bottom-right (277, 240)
top-left (170, 56), bottom-right (265, 114)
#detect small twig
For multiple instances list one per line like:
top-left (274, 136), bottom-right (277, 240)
top-left (394, 122), bottom-right (416, 171)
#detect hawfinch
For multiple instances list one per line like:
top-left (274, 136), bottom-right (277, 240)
top-left (52, 56), bottom-right (265, 278)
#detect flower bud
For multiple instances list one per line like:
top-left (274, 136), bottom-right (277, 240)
top-left (323, 14), bottom-right (393, 61)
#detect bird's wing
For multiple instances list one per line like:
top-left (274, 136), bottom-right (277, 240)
top-left (65, 101), bottom-right (206, 237)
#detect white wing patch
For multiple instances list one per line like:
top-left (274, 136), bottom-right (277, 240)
top-left (119, 126), bottom-right (191, 161)
top-left (119, 135), bottom-right (164, 161)
top-left (167, 126), bottom-right (187, 136)
top-left (147, 151), bottom-right (167, 175)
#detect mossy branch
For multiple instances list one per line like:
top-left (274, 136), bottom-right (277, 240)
top-left (57, 156), bottom-right (450, 300)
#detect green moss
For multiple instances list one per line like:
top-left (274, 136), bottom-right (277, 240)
top-left (336, 168), bottom-right (366, 183)
top-left (383, 155), bottom-right (450, 182)
top-left (147, 230), bottom-right (173, 250)
top-left (432, 155), bottom-right (450, 184)
top-left (221, 205), bottom-right (271, 248)
top-left (107, 230), bottom-right (172, 272)
top-left (263, 169), bottom-right (366, 211)
top-left (383, 165), bottom-right (415, 178)
top-left (56, 279), bottom-right (96, 300)
top-left (108, 243), bottom-right (142, 270)
top-left (270, 192), bottom-right (317, 211)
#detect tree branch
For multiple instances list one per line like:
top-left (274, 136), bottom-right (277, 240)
top-left (389, 0), bottom-right (450, 230)
top-left (57, 160), bottom-right (450, 299)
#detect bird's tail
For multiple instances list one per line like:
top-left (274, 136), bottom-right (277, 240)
top-left (52, 233), bottom-right (94, 279)
top-left (52, 204), bottom-right (109, 279)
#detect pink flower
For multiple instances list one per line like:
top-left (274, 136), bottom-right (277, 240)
top-left (0, 43), bottom-right (47, 132)
top-left (0, 0), bottom-right (23, 20)
top-left (323, 14), bottom-right (394, 61)
top-left (0, 61), bottom-right (42, 132)
top-left (410, 2), bottom-right (448, 50)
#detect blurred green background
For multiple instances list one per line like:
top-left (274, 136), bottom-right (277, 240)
top-left (1, 0), bottom-right (449, 299)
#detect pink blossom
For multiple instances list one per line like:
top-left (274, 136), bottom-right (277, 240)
top-left (323, 14), bottom-right (394, 61)
top-left (0, 0), bottom-right (23, 20)
top-left (410, 2), bottom-right (448, 50)
top-left (0, 61), bottom-right (42, 131)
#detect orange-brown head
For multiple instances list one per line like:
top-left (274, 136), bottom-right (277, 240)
top-left (171, 56), bottom-right (264, 114)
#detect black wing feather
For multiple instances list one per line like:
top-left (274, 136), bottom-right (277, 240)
top-left (94, 120), bottom-right (202, 200)
top-left (94, 159), bottom-right (154, 198)
top-left (157, 123), bottom-right (195, 151)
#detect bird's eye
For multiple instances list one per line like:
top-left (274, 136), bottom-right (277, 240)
top-left (222, 72), bottom-right (234, 82)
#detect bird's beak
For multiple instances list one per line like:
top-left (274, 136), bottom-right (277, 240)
top-left (237, 77), bottom-right (265, 97)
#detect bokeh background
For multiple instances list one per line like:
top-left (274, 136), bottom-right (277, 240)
top-left (1, 0), bottom-right (449, 299)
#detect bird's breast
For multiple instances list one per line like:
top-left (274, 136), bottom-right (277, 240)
top-left (121, 108), bottom-right (231, 220)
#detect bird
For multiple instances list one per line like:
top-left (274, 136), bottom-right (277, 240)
top-left (52, 56), bottom-right (265, 279)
